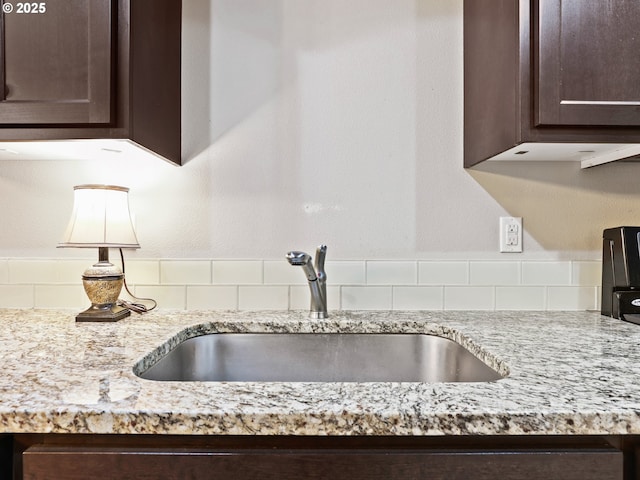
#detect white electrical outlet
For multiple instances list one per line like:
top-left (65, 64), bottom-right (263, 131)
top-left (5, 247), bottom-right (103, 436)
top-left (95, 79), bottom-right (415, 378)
top-left (500, 217), bottom-right (523, 253)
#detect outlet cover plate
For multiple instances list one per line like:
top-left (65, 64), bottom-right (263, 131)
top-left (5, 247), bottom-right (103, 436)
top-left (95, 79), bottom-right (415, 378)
top-left (500, 217), bottom-right (523, 253)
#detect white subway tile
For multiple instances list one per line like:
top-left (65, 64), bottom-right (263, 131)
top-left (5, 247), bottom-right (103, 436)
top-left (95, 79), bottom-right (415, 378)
top-left (0, 260), bottom-right (8, 283)
top-left (9, 260), bottom-right (58, 284)
top-left (470, 262), bottom-right (519, 286)
top-left (496, 286), bottom-right (545, 310)
top-left (289, 285), bottom-right (341, 311)
top-left (325, 261), bottom-right (366, 285)
top-left (238, 286), bottom-right (289, 310)
top-left (53, 259), bottom-right (154, 285)
top-left (444, 286), bottom-right (494, 310)
top-left (264, 261), bottom-right (306, 285)
top-left (213, 260), bottom-right (262, 285)
top-left (187, 286), bottom-right (238, 310)
top-left (547, 286), bottom-right (598, 310)
top-left (0, 255), bottom-right (608, 313)
top-left (366, 261), bottom-right (417, 285)
top-left (35, 285), bottom-right (86, 309)
top-left (341, 286), bottom-right (392, 310)
top-left (133, 285), bottom-right (187, 310)
top-left (160, 260), bottom-right (211, 284)
top-left (123, 260), bottom-right (160, 285)
top-left (0, 285), bottom-right (33, 308)
top-left (55, 260), bottom-right (92, 283)
top-left (522, 262), bottom-right (571, 286)
top-left (572, 261), bottom-right (601, 286)
top-left (392, 286), bottom-right (443, 310)
top-left (418, 261), bottom-right (468, 285)
top-left (289, 286), bottom-right (308, 310)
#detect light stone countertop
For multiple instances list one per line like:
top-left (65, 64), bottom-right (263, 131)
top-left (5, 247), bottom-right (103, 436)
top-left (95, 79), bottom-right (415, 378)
top-left (0, 308), bottom-right (638, 436)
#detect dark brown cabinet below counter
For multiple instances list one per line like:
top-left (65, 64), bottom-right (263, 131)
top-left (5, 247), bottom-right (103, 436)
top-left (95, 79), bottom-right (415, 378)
top-left (9, 435), bottom-right (627, 480)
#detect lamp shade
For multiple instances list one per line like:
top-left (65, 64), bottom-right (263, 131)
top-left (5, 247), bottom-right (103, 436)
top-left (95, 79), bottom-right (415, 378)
top-left (58, 185), bottom-right (140, 248)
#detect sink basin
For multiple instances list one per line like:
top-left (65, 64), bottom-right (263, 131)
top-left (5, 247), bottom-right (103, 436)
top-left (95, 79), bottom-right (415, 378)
top-left (136, 333), bottom-right (504, 382)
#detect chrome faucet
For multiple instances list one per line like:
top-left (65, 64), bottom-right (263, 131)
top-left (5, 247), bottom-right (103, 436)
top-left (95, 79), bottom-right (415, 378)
top-left (286, 245), bottom-right (328, 319)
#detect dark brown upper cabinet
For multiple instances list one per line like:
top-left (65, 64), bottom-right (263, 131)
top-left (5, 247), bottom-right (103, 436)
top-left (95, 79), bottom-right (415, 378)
top-left (0, 0), bottom-right (182, 165)
top-left (1, 0), bottom-right (112, 125)
top-left (464, 0), bottom-right (640, 169)
top-left (536, 0), bottom-right (640, 128)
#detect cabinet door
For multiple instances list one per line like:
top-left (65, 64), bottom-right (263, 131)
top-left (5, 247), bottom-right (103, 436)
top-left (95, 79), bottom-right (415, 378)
top-left (536, 0), bottom-right (640, 127)
top-left (0, 0), bottom-right (112, 124)
top-left (22, 446), bottom-right (623, 480)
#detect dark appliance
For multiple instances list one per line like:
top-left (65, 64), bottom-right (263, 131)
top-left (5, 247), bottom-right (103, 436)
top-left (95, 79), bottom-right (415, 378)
top-left (602, 226), bottom-right (640, 324)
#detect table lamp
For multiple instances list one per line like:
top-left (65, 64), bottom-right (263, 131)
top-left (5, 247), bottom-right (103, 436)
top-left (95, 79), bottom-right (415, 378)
top-left (58, 184), bottom-right (140, 322)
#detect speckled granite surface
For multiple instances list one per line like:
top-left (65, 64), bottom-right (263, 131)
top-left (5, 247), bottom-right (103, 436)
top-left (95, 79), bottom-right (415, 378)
top-left (0, 309), bottom-right (638, 436)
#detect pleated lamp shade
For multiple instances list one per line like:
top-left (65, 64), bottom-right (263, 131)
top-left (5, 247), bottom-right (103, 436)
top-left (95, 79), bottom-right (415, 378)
top-left (59, 185), bottom-right (140, 249)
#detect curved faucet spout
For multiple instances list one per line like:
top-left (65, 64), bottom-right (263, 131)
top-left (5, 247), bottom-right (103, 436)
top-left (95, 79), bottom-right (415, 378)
top-left (286, 251), bottom-right (317, 281)
top-left (286, 251), bottom-right (311, 266)
top-left (286, 246), bottom-right (328, 319)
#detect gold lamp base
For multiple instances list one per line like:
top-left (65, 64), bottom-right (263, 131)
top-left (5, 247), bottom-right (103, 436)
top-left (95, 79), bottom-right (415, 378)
top-left (76, 247), bottom-right (130, 323)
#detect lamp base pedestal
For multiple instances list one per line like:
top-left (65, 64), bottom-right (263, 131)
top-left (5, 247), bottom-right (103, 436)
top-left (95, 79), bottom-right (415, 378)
top-left (76, 249), bottom-right (130, 322)
top-left (76, 304), bottom-right (131, 322)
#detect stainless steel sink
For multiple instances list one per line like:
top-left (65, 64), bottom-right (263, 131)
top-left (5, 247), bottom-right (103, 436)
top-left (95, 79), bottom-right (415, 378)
top-left (137, 333), bottom-right (504, 382)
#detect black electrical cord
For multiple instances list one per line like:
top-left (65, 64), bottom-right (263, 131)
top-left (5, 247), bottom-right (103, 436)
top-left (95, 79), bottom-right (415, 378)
top-left (117, 248), bottom-right (157, 313)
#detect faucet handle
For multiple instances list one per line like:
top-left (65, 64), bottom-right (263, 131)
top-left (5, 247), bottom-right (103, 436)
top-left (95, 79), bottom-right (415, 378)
top-left (315, 245), bottom-right (327, 281)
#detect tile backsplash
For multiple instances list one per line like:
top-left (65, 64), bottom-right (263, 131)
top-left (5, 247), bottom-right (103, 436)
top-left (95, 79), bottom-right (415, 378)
top-left (0, 258), bottom-right (602, 311)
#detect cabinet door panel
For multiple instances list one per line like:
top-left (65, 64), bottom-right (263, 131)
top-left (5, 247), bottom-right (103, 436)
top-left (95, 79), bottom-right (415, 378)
top-left (536, 0), bottom-right (640, 126)
top-left (22, 446), bottom-right (623, 480)
top-left (0, 0), bottom-right (112, 124)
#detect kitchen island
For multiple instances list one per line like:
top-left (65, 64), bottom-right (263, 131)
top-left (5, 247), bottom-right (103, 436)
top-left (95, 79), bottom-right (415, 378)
top-left (2, 309), bottom-right (639, 479)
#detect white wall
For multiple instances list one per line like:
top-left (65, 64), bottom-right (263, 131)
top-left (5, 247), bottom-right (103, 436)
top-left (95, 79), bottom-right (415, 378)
top-left (1, 0), bottom-right (640, 310)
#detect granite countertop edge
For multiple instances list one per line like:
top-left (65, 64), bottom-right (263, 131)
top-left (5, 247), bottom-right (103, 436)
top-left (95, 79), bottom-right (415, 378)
top-left (0, 308), bottom-right (638, 436)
